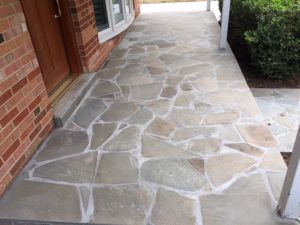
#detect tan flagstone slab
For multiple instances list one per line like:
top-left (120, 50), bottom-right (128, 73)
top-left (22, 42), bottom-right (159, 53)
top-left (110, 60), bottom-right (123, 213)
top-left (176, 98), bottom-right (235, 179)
top-left (34, 152), bottom-right (97, 183)
top-left (93, 186), bottom-right (152, 225)
top-left (206, 153), bottom-right (256, 186)
top-left (142, 136), bottom-right (195, 158)
top-left (146, 117), bottom-right (176, 138)
top-left (141, 159), bottom-right (207, 191)
top-left (103, 126), bottom-right (140, 151)
top-left (238, 124), bottom-right (277, 148)
top-left (151, 188), bottom-right (197, 225)
top-left (95, 153), bottom-right (138, 184)
top-left (0, 181), bottom-right (81, 222)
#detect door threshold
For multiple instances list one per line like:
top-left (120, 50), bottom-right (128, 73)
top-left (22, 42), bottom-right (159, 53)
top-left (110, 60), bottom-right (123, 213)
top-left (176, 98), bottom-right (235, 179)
top-left (49, 76), bottom-right (76, 106)
top-left (51, 72), bottom-right (97, 127)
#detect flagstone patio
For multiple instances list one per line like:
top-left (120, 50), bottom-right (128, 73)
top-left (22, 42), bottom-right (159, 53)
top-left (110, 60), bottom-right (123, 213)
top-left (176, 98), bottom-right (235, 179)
top-left (252, 88), bottom-right (300, 153)
top-left (0, 2), bottom-right (298, 225)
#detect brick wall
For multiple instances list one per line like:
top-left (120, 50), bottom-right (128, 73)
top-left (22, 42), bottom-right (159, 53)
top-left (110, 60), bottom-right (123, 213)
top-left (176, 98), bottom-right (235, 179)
top-left (0, 0), bottom-right (53, 196)
top-left (69, 0), bottom-right (140, 72)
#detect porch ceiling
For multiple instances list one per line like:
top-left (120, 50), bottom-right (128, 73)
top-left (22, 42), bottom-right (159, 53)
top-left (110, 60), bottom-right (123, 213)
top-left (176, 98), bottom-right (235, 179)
top-left (0, 3), bottom-right (296, 225)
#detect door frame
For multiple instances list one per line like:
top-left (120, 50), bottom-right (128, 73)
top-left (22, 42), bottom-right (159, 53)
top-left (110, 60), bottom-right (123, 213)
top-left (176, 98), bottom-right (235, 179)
top-left (21, 0), bottom-right (82, 77)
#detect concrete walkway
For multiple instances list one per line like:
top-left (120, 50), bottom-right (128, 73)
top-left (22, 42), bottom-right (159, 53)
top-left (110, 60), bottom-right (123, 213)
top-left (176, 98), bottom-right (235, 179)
top-left (0, 3), bottom-right (297, 225)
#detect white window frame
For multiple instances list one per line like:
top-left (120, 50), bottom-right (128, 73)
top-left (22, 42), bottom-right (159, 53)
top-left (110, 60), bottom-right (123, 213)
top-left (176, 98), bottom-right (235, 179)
top-left (97, 0), bottom-right (134, 43)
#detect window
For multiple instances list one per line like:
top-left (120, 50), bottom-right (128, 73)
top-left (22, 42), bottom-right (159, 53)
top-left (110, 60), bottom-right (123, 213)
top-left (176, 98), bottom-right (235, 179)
top-left (92, 0), bottom-right (134, 43)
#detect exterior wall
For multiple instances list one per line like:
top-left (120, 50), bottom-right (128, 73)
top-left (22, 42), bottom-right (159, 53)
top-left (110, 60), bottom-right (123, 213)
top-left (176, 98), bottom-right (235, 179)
top-left (69, 0), bottom-right (140, 72)
top-left (0, 0), bottom-right (54, 196)
top-left (0, 0), bottom-right (140, 196)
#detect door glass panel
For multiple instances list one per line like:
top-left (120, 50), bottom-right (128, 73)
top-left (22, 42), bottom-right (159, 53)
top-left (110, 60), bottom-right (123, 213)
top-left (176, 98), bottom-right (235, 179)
top-left (112, 0), bottom-right (124, 24)
top-left (125, 0), bottom-right (131, 15)
top-left (92, 0), bottom-right (109, 31)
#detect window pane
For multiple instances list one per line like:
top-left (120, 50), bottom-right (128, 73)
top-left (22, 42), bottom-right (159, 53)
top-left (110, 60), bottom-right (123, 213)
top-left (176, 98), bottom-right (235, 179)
top-left (112, 0), bottom-right (124, 24)
top-left (92, 0), bottom-right (109, 31)
top-left (125, 0), bottom-right (131, 15)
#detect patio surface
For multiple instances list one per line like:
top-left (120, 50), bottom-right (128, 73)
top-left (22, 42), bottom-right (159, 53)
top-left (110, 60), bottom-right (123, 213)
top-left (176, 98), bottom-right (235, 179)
top-left (252, 88), bottom-right (300, 153)
top-left (0, 3), bottom-right (298, 225)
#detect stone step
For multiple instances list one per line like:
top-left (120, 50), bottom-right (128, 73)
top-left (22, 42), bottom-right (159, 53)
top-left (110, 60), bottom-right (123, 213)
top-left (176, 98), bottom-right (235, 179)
top-left (52, 72), bottom-right (97, 127)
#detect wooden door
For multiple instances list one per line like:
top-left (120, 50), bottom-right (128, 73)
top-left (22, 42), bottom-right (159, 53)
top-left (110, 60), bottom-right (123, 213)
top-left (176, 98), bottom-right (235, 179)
top-left (21, 0), bottom-right (71, 93)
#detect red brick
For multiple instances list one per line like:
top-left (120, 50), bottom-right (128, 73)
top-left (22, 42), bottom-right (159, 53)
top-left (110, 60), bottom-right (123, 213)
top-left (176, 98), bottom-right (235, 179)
top-left (27, 67), bottom-right (41, 81)
top-left (9, 154), bottom-right (26, 176)
top-left (0, 5), bottom-right (14, 19)
top-left (0, 89), bottom-right (12, 105)
top-left (2, 139), bottom-right (20, 160)
top-left (13, 107), bottom-right (29, 127)
top-left (0, 19), bottom-right (9, 31)
top-left (28, 95), bottom-right (41, 111)
top-left (4, 59), bottom-right (22, 76)
top-left (29, 124), bottom-right (42, 141)
top-left (11, 76), bottom-right (28, 93)
top-left (0, 107), bottom-right (18, 128)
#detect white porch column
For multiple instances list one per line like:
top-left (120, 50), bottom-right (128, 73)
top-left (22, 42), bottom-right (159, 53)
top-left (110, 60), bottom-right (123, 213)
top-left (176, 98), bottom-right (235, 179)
top-left (278, 128), bottom-right (300, 220)
top-left (206, 0), bottom-right (211, 11)
top-left (220, 0), bottom-right (231, 49)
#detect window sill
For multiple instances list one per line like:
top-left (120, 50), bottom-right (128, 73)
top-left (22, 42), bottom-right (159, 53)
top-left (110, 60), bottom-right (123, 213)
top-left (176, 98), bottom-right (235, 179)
top-left (98, 15), bottom-right (134, 43)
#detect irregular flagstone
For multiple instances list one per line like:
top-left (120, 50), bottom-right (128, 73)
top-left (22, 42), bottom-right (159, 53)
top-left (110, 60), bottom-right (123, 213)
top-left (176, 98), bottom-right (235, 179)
top-left (224, 174), bottom-right (268, 195)
top-left (141, 159), bottom-right (207, 191)
top-left (161, 86), bottom-right (177, 98)
top-left (97, 67), bottom-right (121, 80)
top-left (104, 59), bottom-right (126, 69)
top-left (200, 192), bottom-right (294, 225)
top-left (120, 63), bottom-right (147, 75)
top-left (103, 126), bottom-right (140, 151)
top-left (175, 92), bottom-right (196, 107)
top-left (95, 153), bottom-right (138, 184)
top-left (193, 78), bottom-right (218, 92)
top-left (272, 114), bottom-right (297, 129)
top-left (147, 66), bottom-right (168, 75)
top-left (225, 143), bottom-right (264, 157)
top-left (260, 151), bottom-right (286, 171)
top-left (188, 138), bottom-right (222, 155)
top-left (208, 89), bottom-right (240, 105)
top-left (146, 117), bottom-right (176, 138)
top-left (33, 152), bottom-right (97, 183)
top-left (239, 93), bottom-right (261, 117)
top-left (203, 112), bottom-right (239, 125)
top-left (91, 123), bottom-right (117, 150)
top-left (188, 158), bottom-right (205, 175)
top-left (144, 99), bottom-right (171, 116)
top-left (142, 136), bottom-right (195, 158)
top-left (168, 109), bottom-right (202, 126)
top-left (173, 127), bottom-right (217, 141)
top-left (206, 153), bottom-right (256, 186)
top-left (267, 172), bottom-right (286, 201)
top-left (219, 125), bottom-right (241, 142)
top-left (101, 102), bottom-right (138, 122)
top-left (93, 186), bottom-right (152, 225)
top-left (0, 181), bottom-right (81, 222)
top-left (36, 129), bottom-right (88, 161)
top-left (144, 39), bottom-right (176, 48)
top-left (79, 186), bottom-right (90, 214)
top-left (216, 67), bottom-right (244, 81)
top-left (238, 124), bottom-right (277, 148)
top-left (117, 73), bottom-right (153, 86)
top-left (126, 107), bottom-right (153, 124)
top-left (151, 188), bottom-right (197, 225)
top-left (166, 76), bottom-right (183, 85)
top-left (194, 101), bottom-right (213, 114)
top-left (131, 83), bottom-right (163, 100)
top-left (90, 81), bottom-right (119, 98)
top-left (180, 83), bottom-right (193, 91)
top-left (179, 64), bottom-right (212, 75)
top-left (73, 98), bottom-right (106, 128)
